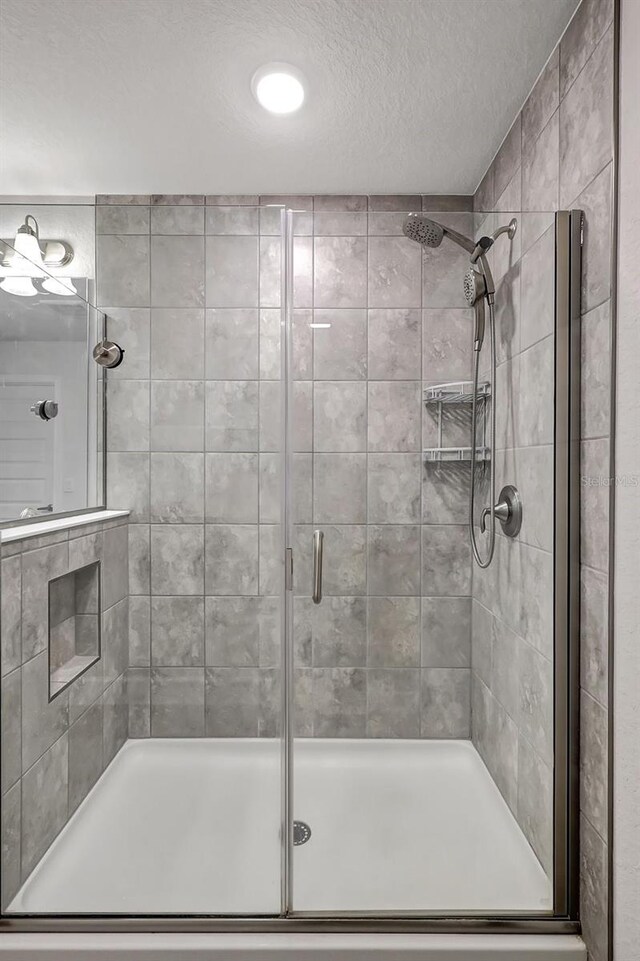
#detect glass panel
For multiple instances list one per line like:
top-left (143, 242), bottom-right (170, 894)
top-left (0, 203), bottom-right (105, 523)
top-left (288, 204), bottom-right (556, 915)
top-left (0, 204), bottom-right (284, 916)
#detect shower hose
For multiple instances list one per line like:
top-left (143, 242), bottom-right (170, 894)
top-left (469, 299), bottom-right (497, 569)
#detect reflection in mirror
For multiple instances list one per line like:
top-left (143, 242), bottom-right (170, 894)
top-left (0, 207), bottom-right (104, 524)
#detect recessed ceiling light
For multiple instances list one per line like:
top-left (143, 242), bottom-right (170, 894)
top-left (252, 63), bottom-right (305, 114)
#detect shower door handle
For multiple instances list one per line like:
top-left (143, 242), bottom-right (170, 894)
top-left (312, 529), bottom-right (324, 605)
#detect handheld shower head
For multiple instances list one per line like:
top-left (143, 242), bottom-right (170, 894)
top-left (402, 214), bottom-right (444, 248)
top-left (464, 266), bottom-right (487, 351)
top-left (402, 213), bottom-right (475, 255)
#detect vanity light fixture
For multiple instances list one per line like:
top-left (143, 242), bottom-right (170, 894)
top-left (0, 215), bottom-right (75, 296)
top-left (252, 63), bottom-right (305, 114)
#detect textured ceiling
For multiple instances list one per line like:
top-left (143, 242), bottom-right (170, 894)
top-left (0, 0), bottom-right (579, 196)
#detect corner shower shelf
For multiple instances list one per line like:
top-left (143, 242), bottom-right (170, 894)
top-left (423, 381), bottom-right (490, 406)
top-left (423, 381), bottom-right (490, 465)
top-left (423, 445), bottom-right (490, 463)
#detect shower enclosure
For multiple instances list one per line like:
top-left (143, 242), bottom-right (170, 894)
top-left (0, 197), bottom-right (581, 931)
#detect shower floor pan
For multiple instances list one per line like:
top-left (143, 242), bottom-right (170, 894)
top-left (8, 738), bottom-right (551, 915)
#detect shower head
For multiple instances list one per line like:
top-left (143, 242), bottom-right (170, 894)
top-left (402, 214), bottom-right (444, 248)
top-left (402, 213), bottom-right (476, 255)
top-left (463, 265), bottom-right (486, 306)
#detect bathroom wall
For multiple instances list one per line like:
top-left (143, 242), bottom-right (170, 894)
top-left (0, 516), bottom-right (129, 908)
top-left (96, 193), bottom-right (475, 740)
top-left (471, 0), bottom-right (615, 951)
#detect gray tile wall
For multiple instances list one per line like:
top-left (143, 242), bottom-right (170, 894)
top-left (0, 516), bottom-right (129, 908)
top-left (472, 0), bottom-right (614, 950)
top-left (97, 193), bottom-right (476, 741)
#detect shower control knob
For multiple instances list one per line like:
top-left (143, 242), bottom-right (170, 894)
top-left (93, 339), bottom-right (125, 369)
top-left (31, 400), bottom-right (58, 421)
top-left (480, 485), bottom-right (522, 538)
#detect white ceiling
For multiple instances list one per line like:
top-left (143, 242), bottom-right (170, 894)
top-left (0, 0), bottom-right (579, 197)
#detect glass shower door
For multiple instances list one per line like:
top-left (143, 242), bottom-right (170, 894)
top-left (284, 203), bottom-right (569, 917)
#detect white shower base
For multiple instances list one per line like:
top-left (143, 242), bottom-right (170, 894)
top-left (9, 738), bottom-right (551, 915)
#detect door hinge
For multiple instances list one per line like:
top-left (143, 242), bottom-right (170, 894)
top-left (285, 547), bottom-right (293, 591)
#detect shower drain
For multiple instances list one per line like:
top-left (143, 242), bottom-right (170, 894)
top-left (293, 820), bottom-right (312, 845)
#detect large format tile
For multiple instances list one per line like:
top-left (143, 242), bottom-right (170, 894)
top-left (150, 308), bottom-right (205, 378)
top-left (102, 523), bottom-right (129, 609)
top-left (560, 25), bottom-right (613, 208)
top-left (106, 380), bottom-right (150, 452)
top-left (581, 300), bottom-right (611, 440)
top-left (580, 566), bottom-right (608, 707)
top-left (150, 381), bottom-right (204, 452)
top-left (151, 236), bottom-right (204, 307)
top-left (1, 556), bottom-right (21, 675)
top-left (422, 309), bottom-right (472, 384)
top-left (150, 452), bottom-right (204, 523)
top-left (102, 596), bottom-right (128, 686)
top-left (151, 205), bottom-right (204, 235)
top-left (205, 381), bottom-right (258, 452)
top-left (367, 236), bottom-right (421, 308)
top-left (103, 674), bottom-right (128, 766)
top-left (367, 382), bottom-right (421, 452)
top-left (1, 781), bottom-right (20, 907)
top-left (421, 597), bottom-right (471, 668)
top-left (560, 0), bottom-right (614, 98)
top-left (580, 689), bottom-right (608, 841)
top-left (21, 734), bottom-right (68, 878)
top-left (106, 452), bottom-right (150, 522)
top-left (368, 309), bottom-right (421, 380)
top-left (579, 813), bottom-right (609, 961)
top-left (421, 668), bottom-right (470, 738)
top-left (205, 452), bottom-right (258, 523)
top-left (205, 667), bottom-right (262, 736)
top-left (367, 596), bottom-right (420, 667)
top-left (105, 307), bottom-right (150, 380)
top-left (367, 669), bottom-right (420, 738)
top-left (367, 526), bottom-right (421, 596)
top-left (205, 525), bottom-right (258, 595)
top-left (206, 309), bottom-right (259, 379)
top-left (576, 163), bottom-right (613, 313)
top-left (205, 236), bottom-right (259, 308)
top-left (313, 310), bottom-right (367, 380)
top-left (97, 235), bottom-right (150, 307)
top-left (205, 596), bottom-right (279, 667)
top-left (21, 542), bottom-right (68, 661)
top-left (151, 667), bottom-right (204, 737)
top-left (1, 670), bottom-right (21, 793)
top-left (318, 526), bottom-right (367, 596)
top-left (313, 237), bottom-right (367, 308)
top-left (313, 454), bottom-right (366, 524)
top-left (151, 596), bottom-right (205, 666)
top-left (522, 47), bottom-right (559, 155)
top-left (421, 212), bottom-right (472, 308)
top-left (421, 525), bottom-right (470, 596)
top-left (521, 111), bottom-right (559, 214)
top-left (367, 453), bottom-right (421, 524)
top-left (493, 117), bottom-right (521, 201)
top-left (312, 596), bottom-right (367, 668)
top-left (150, 525), bottom-right (204, 595)
top-left (313, 667), bottom-right (366, 737)
top-left (517, 735), bottom-right (553, 876)
top-left (68, 700), bottom-right (103, 813)
top-left (314, 382), bottom-right (366, 452)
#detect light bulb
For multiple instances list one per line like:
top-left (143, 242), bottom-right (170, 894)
top-left (0, 276), bottom-right (38, 297)
top-left (41, 276), bottom-right (78, 296)
top-left (252, 63), bottom-right (305, 114)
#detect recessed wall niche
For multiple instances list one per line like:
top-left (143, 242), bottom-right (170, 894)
top-left (48, 560), bottom-right (101, 699)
